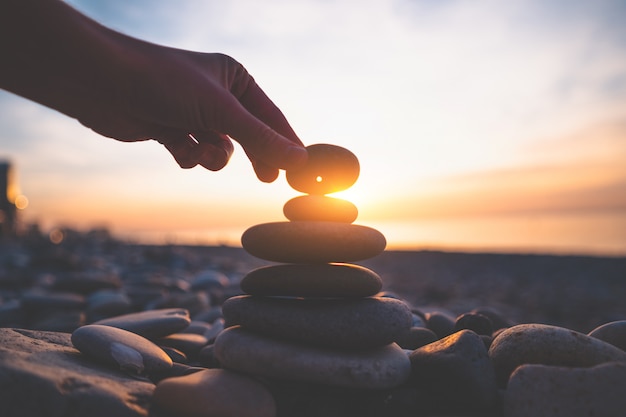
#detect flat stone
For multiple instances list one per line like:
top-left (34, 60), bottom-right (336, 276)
top-left (241, 221), bottom-right (386, 263)
top-left (93, 308), bottom-right (190, 339)
top-left (409, 330), bottom-right (498, 412)
top-left (240, 263), bottom-right (382, 298)
top-left (488, 323), bottom-right (626, 386)
top-left (588, 320), bottom-right (626, 351)
top-left (285, 143), bottom-right (360, 195)
top-left (504, 362), bottom-right (626, 417)
top-left (0, 328), bottom-right (153, 417)
top-left (222, 295), bottom-right (412, 350)
top-left (214, 326), bottom-right (411, 389)
top-left (283, 195), bottom-right (358, 223)
top-left (153, 369), bottom-right (276, 417)
top-left (71, 324), bottom-right (172, 374)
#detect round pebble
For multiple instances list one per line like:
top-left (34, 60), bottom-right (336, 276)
top-left (71, 324), bottom-right (173, 374)
top-left (488, 323), bottom-right (626, 386)
top-left (215, 326), bottom-right (411, 389)
top-left (93, 308), bottom-right (191, 339)
top-left (285, 143), bottom-right (360, 195)
top-left (222, 295), bottom-right (412, 349)
top-left (588, 320), bottom-right (626, 351)
top-left (240, 263), bottom-right (382, 298)
top-left (153, 369), bottom-right (276, 417)
top-left (283, 195), bottom-right (358, 223)
top-left (241, 221), bottom-right (386, 263)
top-left (454, 312), bottom-right (493, 336)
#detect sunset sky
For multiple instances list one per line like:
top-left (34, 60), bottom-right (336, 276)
top-left (1, 0), bottom-right (625, 255)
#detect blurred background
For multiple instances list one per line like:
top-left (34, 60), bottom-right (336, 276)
top-left (1, 0), bottom-right (625, 255)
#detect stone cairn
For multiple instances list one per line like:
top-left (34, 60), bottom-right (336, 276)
top-left (213, 143), bottom-right (414, 389)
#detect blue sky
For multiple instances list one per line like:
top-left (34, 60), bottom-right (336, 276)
top-left (1, 0), bottom-right (625, 253)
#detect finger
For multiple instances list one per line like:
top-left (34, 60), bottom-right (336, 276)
top-left (159, 133), bottom-right (199, 169)
top-left (236, 78), bottom-right (303, 145)
top-left (222, 105), bottom-right (308, 171)
top-left (192, 131), bottom-right (234, 171)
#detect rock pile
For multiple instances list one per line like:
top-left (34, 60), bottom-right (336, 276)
top-left (215, 144), bottom-right (412, 389)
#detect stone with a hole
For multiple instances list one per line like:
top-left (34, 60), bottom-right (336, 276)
top-left (286, 144), bottom-right (360, 195)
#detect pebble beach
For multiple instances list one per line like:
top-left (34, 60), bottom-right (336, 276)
top-left (1, 231), bottom-right (625, 416)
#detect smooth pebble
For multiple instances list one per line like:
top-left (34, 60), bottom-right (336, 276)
top-left (241, 221), bottom-right (386, 263)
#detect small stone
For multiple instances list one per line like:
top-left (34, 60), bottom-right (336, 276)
top-left (504, 362), bottom-right (626, 417)
top-left (454, 312), bottom-right (493, 336)
top-left (21, 290), bottom-right (86, 313)
top-left (588, 320), bottom-right (626, 351)
top-left (215, 326), bottom-right (411, 389)
top-left (488, 323), bottom-right (626, 386)
top-left (93, 308), bottom-right (190, 339)
top-left (86, 290), bottom-right (132, 321)
top-left (153, 369), bottom-right (276, 417)
top-left (409, 330), bottom-right (498, 412)
top-left (471, 306), bottom-right (513, 331)
top-left (157, 333), bottom-right (208, 357)
top-left (241, 221), bottom-right (386, 263)
top-left (240, 263), bottom-right (382, 298)
top-left (285, 143), bottom-right (360, 195)
top-left (395, 327), bottom-right (438, 350)
top-left (283, 195), bottom-right (358, 223)
top-left (189, 270), bottom-right (230, 292)
top-left (31, 310), bottom-right (85, 333)
top-left (71, 324), bottom-right (173, 374)
top-left (425, 311), bottom-right (456, 339)
top-left (222, 295), bottom-right (412, 350)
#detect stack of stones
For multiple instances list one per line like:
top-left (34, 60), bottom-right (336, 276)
top-left (214, 144), bottom-right (413, 389)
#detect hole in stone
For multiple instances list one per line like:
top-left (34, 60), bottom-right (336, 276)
top-left (316, 176), bottom-right (323, 183)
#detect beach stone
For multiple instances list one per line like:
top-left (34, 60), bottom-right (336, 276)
top-left (283, 195), bottom-right (358, 223)
top-left (285, 143), bottom-right (360, 195)
top-left (157, 333), bottom-right (208, 357)
top-left (222, 295), bottom-right (412, 349)
top-left (215, 326), bottom-right (411, 389)
top-left (71, 324), bottom-right (173, 374)
top-left (410, 330), bottom-right (498, 412)
top-left (21, 290), bottom-right (87, 313)
top-left (471, 306), bottom-right (514, 331)
top-left (93, 308), bottom-right (190, 339)
top-left (396, 327), bottom-right (439, 350)
top-left (86, 290), bottom-right (132, 321)
top-left (425, 311), bottom-right (456, 338)
top-left (240, 263), bottom-right (382, 298)
top-left (454, 312), bottom-right (493, 336)
top-left (241, 221), bottom-right (386, 263)
top-left (588, 320), bottom-right (626, 351)
top-left (489, 323), bottom-right (626, 386)
top-left (153, 369), bottom-right (276, 417)
top-left (0, 328), bottom-right (153, 417)
top-left (189, 269), bottom-right (230, 292)
top-left (504, 362), bottom-right (626, 417)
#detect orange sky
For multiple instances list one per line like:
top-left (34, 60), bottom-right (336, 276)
top-left (1, 0), bottom-right (625, 255)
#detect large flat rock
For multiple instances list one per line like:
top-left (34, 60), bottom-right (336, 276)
top-left (0, 328), bottom-right (154, 417)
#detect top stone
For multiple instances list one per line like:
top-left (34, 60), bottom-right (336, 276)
top-left (286, 144), bottom-right (360, 195)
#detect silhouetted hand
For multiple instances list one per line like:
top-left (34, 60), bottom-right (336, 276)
top-left (0, 0), bottom-right (307, 182)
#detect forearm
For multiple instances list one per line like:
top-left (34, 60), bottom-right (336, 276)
top-left (0, 0), bottom-right (134, 119)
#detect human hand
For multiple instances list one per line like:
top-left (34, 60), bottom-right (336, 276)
top-left (0, 0), bottom-right (307, 182)
top-left (79, 49), bottom-right (307, 182)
